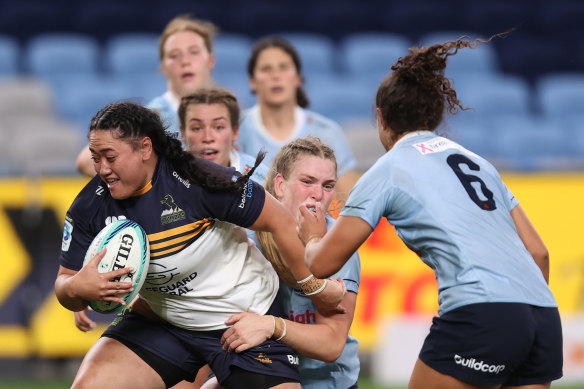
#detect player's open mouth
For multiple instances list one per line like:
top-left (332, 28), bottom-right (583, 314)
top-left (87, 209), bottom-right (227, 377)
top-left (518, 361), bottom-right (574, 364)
top-left (271, 86), bottom-right (283, 93)
top-left (201, 149), bottom-right (217, 159)
top-left (182, 72), bottom-right (195, 81)
top-left (105, 178), bottom-right (118, 188)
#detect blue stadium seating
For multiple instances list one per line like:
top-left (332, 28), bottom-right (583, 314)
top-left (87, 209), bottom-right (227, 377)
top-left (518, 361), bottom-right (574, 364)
top-left (418, 31), bottom-right (500, 78)
top-left (105, 33), bottom-right (160, 75)
top-left (277, 32), bottom-right (338, 77)
top-left (453, 74), bottom-right (531, 117)
top-left (535, 73), bottom-right (584, 117)
top-left (212, 33), bottom-right (254, 77)
top-left (340, 32), bottom-right (412, 81)
top-left (0, 35), bottom-right (19, 76)
top-left (25, 33), bottom-right (100, 80)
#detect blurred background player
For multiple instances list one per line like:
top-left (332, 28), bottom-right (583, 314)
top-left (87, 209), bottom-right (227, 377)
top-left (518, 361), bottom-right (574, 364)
top-left (297, 36), bottom-right (563, 389)
top-left (75, 14), bottom-right (217, 177)
top-left (237, 37), bottom-right (359, 211)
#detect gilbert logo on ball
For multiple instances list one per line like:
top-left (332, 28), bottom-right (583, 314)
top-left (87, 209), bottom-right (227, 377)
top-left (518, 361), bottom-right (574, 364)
top-left (83, 219), bottom-right (150, 313)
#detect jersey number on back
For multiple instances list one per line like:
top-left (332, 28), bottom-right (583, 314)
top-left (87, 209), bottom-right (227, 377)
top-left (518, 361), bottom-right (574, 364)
top-left (446, 154), bottom-right (497, 211)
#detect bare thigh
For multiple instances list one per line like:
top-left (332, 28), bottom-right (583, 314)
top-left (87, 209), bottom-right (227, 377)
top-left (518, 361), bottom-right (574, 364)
top-left (71, 337), bottom-right (166, 389)
top-left (409, 358), bottom-right (500, 389)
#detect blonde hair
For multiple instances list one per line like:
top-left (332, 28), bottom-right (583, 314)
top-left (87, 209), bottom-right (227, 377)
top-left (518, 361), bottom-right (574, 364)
top-left (257, 136), bottom-right (337, 286)
top-left (158, 14), bottom-right (217, 60)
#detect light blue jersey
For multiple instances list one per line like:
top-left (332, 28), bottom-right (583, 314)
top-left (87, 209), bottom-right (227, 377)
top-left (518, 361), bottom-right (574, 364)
top-left (251, 217), bottom-right (361, 388)
top-left (230, 148), bottom-right (269, 187)
top-left (342, 131), bottom-right (557, 315)
top-left (147, 92), bottom-right (181, 138)
top-left (237, 105), bottom-right (357, 176)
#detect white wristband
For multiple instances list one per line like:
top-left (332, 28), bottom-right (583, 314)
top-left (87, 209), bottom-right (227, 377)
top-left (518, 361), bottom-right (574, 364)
top-left (304, 278), bottom-right (327, 296)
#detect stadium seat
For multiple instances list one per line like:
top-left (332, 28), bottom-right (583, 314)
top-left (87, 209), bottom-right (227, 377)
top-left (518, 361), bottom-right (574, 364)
top-left (25, 33), bottom-right (100, 80)
top-left (0, 35), bottom-right (20, 76)
top-left (0, 77), bottom-right (54, 118)
top-left (212, 33), bottom-right (254, 77)
top-left (340, 32), bottom-right (412, 81)
top-left (54, 75), bottom-right (138, 129)
top-left (3, 116), bottom-right (84, 176)
top-left (277, 32), bottom-right (338, 77)
top-left (308, 75), bottom-right (375, 124)
top-left (418, 31), bottom-right (500, 78)
top-left (535, 73), bottom-right (584, 117)
top-left (105, 33), bottom-right (160, 75)
top-left (453, 74), bottom-right (532, 117)
top-left (213, 72), bottom-right (255, 110)
top-left (482, 114), bottom-right (568, 171)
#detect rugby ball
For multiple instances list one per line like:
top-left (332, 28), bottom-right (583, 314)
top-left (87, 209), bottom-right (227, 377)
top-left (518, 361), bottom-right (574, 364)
top-left (83, 219), bottom-right (150, 313)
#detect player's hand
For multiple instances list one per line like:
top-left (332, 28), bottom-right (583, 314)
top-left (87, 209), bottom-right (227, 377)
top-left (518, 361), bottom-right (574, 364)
top-left (72, 248), bottom-right (134, 306)
top-left (296, 202), bottom-right (327, 246)
top-left (311, 277), bottom-right (347, 314)
top-left (74, 307), bottom-right (96, 332)
top-left (221, 312), bottom-right (274, 352)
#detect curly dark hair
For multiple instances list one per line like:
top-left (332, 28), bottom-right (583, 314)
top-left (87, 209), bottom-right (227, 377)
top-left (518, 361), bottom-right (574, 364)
top-left (89, 101), bottom-right (264, 192)
top-left (376, 33), bottom-right (505, 137)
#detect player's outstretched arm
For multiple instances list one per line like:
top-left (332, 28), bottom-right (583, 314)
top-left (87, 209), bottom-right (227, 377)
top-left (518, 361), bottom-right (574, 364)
top-left (250, 192), bottom-right (346, 312)
top-left (222, 290), bottom-right (357, 362)
top-left (298, 203), bottom-right (372, 278)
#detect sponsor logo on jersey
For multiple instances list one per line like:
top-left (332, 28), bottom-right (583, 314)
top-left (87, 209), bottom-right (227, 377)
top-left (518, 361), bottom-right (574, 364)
top-left (286, 309), bottom-right (316, 324)
top-left (105, 215), bottom-right (127, 225)
top-left (254, 353), bottom-right (273, 364)
top-left (287, 355), bottom-right (299, 365)
top-left (160, 194), bottom-right (186, 224)
top-left (454, 354), bottom-right (505, 374)
top-left (62, 214), bottom-right (74, 251)
top-left (238, 180), bottom-right (253, 209)
top-left (172, 171), bottom-right (191, 188)
top-left (95, 185), bottom-right (104, 196)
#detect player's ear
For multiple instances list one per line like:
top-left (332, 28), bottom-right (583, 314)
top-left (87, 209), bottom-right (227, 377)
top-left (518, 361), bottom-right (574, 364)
top-left (140, 136), bottom-right (153, 161)
top-left (273, 173), bottom-right (286, 199)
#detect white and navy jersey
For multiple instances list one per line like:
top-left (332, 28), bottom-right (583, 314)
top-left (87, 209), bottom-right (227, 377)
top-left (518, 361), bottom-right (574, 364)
top-left (341, 131), bottom-right (557, 315)
top-left (60, 156), bottom-right (279, 331)
top-left (147, 92), bottom-right (181, 138)
top-left (237, 105), bottom-right (357, 176)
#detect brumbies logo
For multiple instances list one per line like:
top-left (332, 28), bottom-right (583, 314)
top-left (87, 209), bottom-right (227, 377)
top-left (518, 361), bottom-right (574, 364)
top-left (160, 194), bottom-right (186, 224)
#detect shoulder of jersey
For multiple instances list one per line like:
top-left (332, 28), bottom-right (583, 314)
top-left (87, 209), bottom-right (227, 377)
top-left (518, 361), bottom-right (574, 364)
top-left (83, 219), bottom-right (150, 313)
top-left (305, 109), bottom-right (341, 130)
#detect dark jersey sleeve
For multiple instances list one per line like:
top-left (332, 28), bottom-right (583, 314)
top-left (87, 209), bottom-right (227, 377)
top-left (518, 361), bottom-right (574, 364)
top-left (200, 178), bottom-right (266, 228)
top-left (59, 178), bottom-right (102, 271)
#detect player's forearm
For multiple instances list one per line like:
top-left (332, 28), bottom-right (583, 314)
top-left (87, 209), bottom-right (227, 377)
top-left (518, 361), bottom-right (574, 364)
top-left (55, 274), bottom-right (88, 312)
top-left (280, 319), bottom-right (346, 363)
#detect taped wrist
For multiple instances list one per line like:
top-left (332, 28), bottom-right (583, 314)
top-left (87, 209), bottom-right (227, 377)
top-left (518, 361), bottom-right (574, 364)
top-left (272, 317), bottom-right (287, 341)
top-left (297, 274), bottom-right (327, 296)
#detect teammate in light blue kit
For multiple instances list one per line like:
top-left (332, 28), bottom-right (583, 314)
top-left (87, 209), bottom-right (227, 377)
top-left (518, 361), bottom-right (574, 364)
top-left (237, 37), bottom-right (359, 210)
top-left (297, 37), bottom-right (563, 389)
top-left (222, 137), bottom-right (361, 389)
top-left (147, 15), bottom-right (216, 137)
top-left (178, 88), bottom-right (268, 186)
